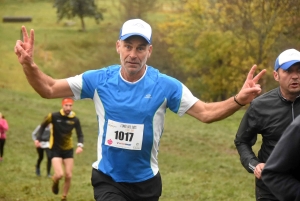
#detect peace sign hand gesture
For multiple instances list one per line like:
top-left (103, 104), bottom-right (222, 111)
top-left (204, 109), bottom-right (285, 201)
top-left (14, 26), bottom-right (35, 67)
top-left (235, 65), bottom-right (267, 105)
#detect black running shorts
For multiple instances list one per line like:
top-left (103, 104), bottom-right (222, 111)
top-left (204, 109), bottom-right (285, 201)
top-left (91, 168), bottom-right (162, 201)
top-left (50, 148), bottom-right (73, 159)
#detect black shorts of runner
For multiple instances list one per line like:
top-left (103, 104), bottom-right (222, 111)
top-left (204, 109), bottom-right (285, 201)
top-left (91, 168), bottom-right (162, 201)
top-left (51, 148), bottom-right (73, 159)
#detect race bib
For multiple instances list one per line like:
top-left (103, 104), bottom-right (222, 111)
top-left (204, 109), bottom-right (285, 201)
top-left (105, 119), bottom-right (144, 150)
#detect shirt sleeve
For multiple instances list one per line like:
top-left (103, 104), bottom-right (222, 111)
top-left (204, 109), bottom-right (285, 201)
top-left (234, 104), bottom-right (260, 173)
top-left (66, 74), bottom-right (84, 100)
top-left (32, 125), bottom-right (40, 141)
top-left (67, 70), bottom-right (102, 100)
top-left (163, 76), bottom-right (198, 116)
top-left (262, 117), bottom-right (300, 201)
top-left (177, 84), bottom-right (199, 116)
top-left (75, 118), bottom-right (84, 144)
top-left (37, 114), bottom-right (52, 141)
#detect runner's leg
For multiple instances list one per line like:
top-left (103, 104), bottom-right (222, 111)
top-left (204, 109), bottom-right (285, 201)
top-left (0, 139), bottom-right (5, 158)
top-left (36, 148), bottom-right (43, 167)
top-left (45, 148), bottom-right (52, 176)
top-left (62, 158), bottom-right (73, 197)
top-left (51, 157), bottom-right (64, 194)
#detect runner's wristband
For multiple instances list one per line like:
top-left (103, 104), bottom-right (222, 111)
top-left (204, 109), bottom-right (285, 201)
top-left (77, 143), bottom-right (84, 148)
top-left (234, 95), bottom-right (245, 107)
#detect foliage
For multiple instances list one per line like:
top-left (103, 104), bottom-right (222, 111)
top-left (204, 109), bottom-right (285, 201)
top-left (159, 0), bottom-right (300, 101)
top-left (0, 1), bottom-right (269, 200)
top-left (212, 0), bottom-right (300, 91)
top-left (112, 0), bottom-right (160, 20)
top-left (53, 0), bottom-right (104, 31)
top-left (159, 1), bottom-right (243, 100)
top-left (0, 0), bottom-right (51, 2)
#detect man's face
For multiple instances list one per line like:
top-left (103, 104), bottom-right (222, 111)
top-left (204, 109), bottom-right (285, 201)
top-left (116, 36), bottom-right (152, 80)
top-left (274, 63), bottom-right (300, 99)
top-left (62, 103), bottom-right (73, 115)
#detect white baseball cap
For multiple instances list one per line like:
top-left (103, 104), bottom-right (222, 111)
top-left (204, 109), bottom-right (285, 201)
top-left (119, 19), bottom-right (152, 44)
top-left (274, 49), bottom-right (300, 71)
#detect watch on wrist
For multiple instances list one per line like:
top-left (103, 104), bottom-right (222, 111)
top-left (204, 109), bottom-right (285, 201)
top-left (77, 143), bottom-right (84, 148)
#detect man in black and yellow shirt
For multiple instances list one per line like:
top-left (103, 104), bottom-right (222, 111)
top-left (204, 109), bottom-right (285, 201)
top-left (35, 98), bottom-right (84, 201)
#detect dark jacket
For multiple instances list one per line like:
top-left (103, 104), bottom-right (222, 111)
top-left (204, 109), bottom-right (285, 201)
top-left (262, 115), bottom-right (300, 201)
top-left (234, 87), bottom-right (300, 199)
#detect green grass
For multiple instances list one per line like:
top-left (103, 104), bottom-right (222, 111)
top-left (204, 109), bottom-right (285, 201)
top-left (0, 88), bottom-right (262, 201)
top-left (0, 1), bottom-right (262, 200)
top-left (0, 89), bottom-right (97, 201)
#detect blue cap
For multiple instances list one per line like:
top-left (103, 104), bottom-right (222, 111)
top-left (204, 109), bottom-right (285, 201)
top-left (274, 49), bottom-right (300, 71)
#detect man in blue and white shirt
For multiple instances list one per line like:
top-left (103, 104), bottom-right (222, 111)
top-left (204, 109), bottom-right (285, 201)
top-left (15, 18), bottom-right (266, 201)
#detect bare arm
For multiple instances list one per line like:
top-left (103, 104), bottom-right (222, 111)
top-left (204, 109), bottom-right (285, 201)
top-left (186, 65), bottom-right (266, 123)
top-left (186, 97), bottom-right (241, 123)
top-left (14, 26), bottom-right (73, 98)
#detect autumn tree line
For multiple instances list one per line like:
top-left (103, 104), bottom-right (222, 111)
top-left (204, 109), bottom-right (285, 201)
top-left (7, 0), bottom-right (300, 101)
top-left (157, 0), bottom-right (300, 101)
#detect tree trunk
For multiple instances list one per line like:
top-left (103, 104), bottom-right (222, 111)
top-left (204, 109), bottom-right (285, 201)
top-left (80, 15), bottom-right (85, 32)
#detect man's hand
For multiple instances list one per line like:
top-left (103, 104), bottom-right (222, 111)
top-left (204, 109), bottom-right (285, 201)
top-left (236, 65), bottom-right (267, 105)
top-left (75, 147), bottom-right (83, 154)
top-left (14, 26), bottom-right (35, 67)
top-left (254, 163), bottom-right (265, 179)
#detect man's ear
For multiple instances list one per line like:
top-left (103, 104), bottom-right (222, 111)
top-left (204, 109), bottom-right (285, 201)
top-left (116, 40), bottom-right (120, 54)
top-left (147, 45), bottom-right (153, 58)
top-left (273, 70), bottom-right (279, 81)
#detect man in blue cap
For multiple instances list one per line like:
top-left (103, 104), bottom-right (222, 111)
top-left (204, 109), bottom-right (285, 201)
top-left (234, 48), bottom-right (300, 201)
top-left (15, 18), bottom-right (265, 201)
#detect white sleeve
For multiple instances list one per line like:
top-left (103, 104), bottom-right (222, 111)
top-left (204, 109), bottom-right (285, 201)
top-left (32, 125), bottom-right (40, 141)
top-left (66, 74), bottom-right (83, 100)
top-left (177, 84), bottom-right (199, 116)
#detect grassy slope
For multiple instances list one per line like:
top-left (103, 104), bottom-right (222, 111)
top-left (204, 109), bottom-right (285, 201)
top-left (0, 1), bottom-right (262, 200)
top-left (0, 88), bottom-right (261, 201)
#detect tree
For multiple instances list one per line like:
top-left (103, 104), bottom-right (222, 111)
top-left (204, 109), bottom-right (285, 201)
top-left (117, 0), bottom-right (160, 20)
top-left (204, 0), bottom-right (300, 96)
top-left (53, 0), bottom-right (104, 31)
top-left (160, 0), bottom-right (300, 101)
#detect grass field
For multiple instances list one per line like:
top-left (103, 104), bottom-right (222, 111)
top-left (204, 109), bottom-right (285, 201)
top-left (0, 1), bottom-right (262, 200)
top-left (0, 88), bottom-right (262, 201)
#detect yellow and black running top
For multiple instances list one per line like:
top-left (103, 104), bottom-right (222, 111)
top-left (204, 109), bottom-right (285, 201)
top-left (37, 109), bottom-right (84, 151)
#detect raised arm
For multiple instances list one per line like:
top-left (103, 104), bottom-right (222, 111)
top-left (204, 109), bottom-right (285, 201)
top-left (14, 26), bottom-right (73, 98)
top-left (186, 65), bottom-right (266, 123)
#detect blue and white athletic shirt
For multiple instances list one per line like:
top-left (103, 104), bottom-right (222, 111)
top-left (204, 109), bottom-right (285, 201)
top-left (67, 65), bottom-right (199, 183)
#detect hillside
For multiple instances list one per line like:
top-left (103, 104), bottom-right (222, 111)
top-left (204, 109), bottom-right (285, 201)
top-left (0, 1), bottom-right (260, 201)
